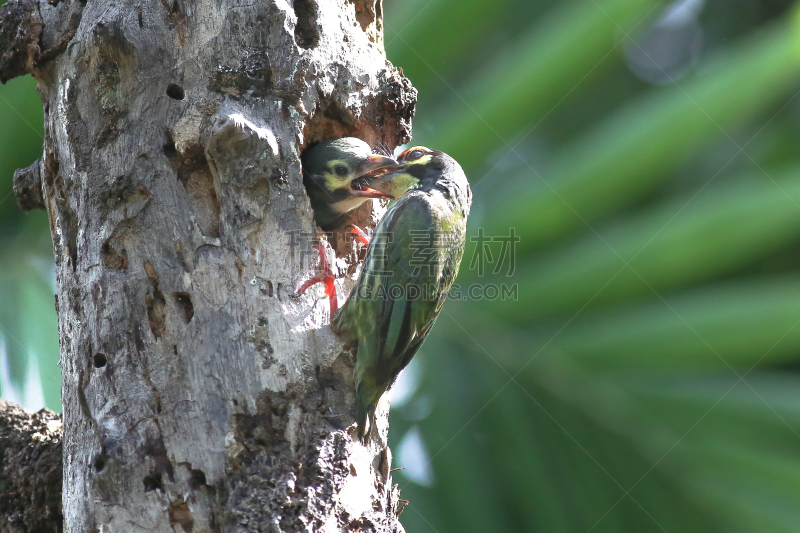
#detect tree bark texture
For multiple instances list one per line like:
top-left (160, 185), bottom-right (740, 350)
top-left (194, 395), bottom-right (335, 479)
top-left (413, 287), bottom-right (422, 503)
top-left (0, 400), bottom-right (63, 533)
top-left (1, 0), bottom-right (416, 530)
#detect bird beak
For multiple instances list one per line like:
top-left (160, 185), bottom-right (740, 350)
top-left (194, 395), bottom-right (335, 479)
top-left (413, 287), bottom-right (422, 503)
top-left (351, 180), bottom-right (395, 199)
top-left (359, 154), bottom-right (399, 175)
top-left (363, 166), bottom-right (418, 199)
top-left (351, 155), bottom-right (403, 199)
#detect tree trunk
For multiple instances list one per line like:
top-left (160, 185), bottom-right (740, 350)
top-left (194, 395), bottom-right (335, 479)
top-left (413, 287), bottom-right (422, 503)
top-left (1, 0), bottom-right (416, 530)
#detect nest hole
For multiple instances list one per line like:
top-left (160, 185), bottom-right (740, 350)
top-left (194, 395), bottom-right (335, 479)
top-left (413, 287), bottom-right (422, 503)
top-left (166, 83), bottom-right (185, 100)
top-left (93, 353), bottom-right (107, 368)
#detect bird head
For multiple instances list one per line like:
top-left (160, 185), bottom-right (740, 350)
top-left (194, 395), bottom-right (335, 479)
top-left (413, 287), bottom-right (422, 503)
top-left (367, 146), bottom-right (473, 214)
top-left (302, 138), bottom-right (398, 200)
top-left (301, 138), bottom-right (400, 229)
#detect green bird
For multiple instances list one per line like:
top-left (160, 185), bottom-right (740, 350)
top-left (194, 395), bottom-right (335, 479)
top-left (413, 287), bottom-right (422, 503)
top-left (332, 146), bottom-right (473, 441)
top-left (301, 137), bottom-right (397, 231)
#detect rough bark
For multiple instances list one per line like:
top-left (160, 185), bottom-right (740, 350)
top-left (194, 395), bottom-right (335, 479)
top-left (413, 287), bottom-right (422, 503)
top-left (0, 400), bottom-right (63, 533)
top-left (1, 0), bottom-right (416, 530)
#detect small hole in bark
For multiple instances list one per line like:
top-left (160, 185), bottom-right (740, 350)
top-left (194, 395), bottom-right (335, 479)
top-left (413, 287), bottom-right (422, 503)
top-left (293, 0), bottom-right (319, 49)
top-left (65, 208), bottom-right (79, 272)
top-left (189, 468), bottom-right (207, 489)
top-left (143, 472), bottom-right (164, 492)
top-left (377, 446), bottom-right (390, 480)
top-left (101, 239), bottom-right (129, 270)
top-left (93, 353), bottom-right (107, 368)
top-left (145, 261), bottom-right (167, 339)
top-left (94, 451), bottom-right (107, 472)
top-left (166, 83), bottom-right (185, 100)
top-left (163, 132), bottom-right (177, 160)
top-left (145, 292), bottom-right (167, 338)
top-left (172, 292), bottom-right (194, 323)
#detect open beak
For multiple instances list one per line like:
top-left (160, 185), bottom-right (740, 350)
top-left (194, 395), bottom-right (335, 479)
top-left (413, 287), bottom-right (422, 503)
top-left (351, 179), bottom-right (395, 199)
top-left (351, 155), bottom-right (402, 199)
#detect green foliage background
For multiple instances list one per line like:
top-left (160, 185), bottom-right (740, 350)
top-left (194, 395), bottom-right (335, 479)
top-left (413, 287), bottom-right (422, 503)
top-left (2, 0), bottom-right (800, 531)
top-left (0, 70), bottom-right (59, 411)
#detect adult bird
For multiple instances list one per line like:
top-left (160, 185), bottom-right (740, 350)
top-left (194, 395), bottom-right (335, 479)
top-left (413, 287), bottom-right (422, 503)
top-left (296, 138), bottom-right (398, 315)
top-left (332, 146), bottom-right (473, 442)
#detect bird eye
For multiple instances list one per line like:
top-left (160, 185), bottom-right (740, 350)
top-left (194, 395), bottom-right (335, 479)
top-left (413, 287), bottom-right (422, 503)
top-left (334, 164), bottom-right (349, 177)
top-left (404, 149), bottom-right (426, 161)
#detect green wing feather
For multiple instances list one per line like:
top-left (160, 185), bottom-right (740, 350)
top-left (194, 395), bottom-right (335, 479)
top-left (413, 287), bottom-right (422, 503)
top-left (333, 190), bottom-right (467, 440)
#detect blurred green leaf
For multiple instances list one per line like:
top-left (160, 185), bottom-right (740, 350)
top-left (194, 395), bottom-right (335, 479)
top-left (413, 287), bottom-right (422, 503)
top-left (0, 62), bottom-right (54, 411)
top-left (386, 0), bottom-right (519, 94)
top-left (409, 0), bottom-right (665, 171)
top-left (0, 75), bottom-right (43, 226)
top-left (0, 237), bottom-right (59, 411)
top-left (19, 266), bottom-right (60, 409)
top-left (487, 168), bottom-right (800, 319)
top-left (549, 278), bottom-right (800, 373)
top-left (483, 15), bottom-right (800, 254)
top-left (1, 0), bottom-right (800, 530)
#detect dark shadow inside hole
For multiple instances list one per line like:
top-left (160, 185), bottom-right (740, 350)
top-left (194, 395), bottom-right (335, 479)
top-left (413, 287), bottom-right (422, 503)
top-left (166, 83), bottom-right (185, 100)
top-left (173, 292), bottom-right (194, 323)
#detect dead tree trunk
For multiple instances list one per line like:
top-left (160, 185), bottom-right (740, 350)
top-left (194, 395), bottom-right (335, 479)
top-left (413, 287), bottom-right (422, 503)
top-left (1, 0), bottom-right (416, 530)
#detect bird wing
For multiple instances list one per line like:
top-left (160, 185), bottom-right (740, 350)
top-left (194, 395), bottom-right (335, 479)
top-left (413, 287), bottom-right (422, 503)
top-left (336, 191), bottom-right (462, 399)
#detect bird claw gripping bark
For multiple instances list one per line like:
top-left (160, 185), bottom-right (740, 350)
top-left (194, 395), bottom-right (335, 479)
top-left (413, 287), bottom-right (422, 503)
top-left (291, 244), bottom-right (339, 317)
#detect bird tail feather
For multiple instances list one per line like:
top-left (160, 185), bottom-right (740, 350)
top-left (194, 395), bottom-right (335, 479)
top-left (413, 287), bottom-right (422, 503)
top-left (355, 387), bottom-right (378, 444)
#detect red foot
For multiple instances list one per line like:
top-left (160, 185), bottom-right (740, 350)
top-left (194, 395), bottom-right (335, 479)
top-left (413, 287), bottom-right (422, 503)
top-left (348, 225), bottom-right (371, 246)
top-left (293, 244), bottom-right (338, 316)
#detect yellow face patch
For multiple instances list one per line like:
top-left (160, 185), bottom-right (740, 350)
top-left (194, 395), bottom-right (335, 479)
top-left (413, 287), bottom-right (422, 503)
top-left (399, 146), bottom-right (433, 166)
top-left (327, 159), bottom-right (351, 180)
